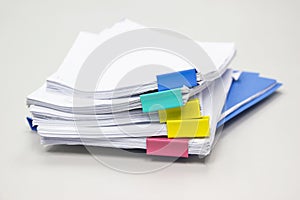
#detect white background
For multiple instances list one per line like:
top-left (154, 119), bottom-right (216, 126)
top-left (1, 0), bottom-right (299, 199)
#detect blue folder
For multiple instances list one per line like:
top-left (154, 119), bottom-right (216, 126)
top-left (217, 71), bottom-right (282, 128)
top-left (27, 116), bottom-right (37, 131)
top-left (26, 71), bottom-right (282, 131)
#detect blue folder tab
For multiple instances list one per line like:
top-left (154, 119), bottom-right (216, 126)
top-left (157, 69), bottom-right (198, 91)
top-left (140, 88), bottom-right (183, 112)
top-left (217, 72), bottom-right (282, 128)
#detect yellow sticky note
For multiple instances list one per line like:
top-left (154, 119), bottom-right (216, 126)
top-left (166, 116), bottom-right (210, 138)
top-left (158, 98), bottom-right (201, 123)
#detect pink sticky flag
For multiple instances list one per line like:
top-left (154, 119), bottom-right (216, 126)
top-left (146, 137), bottom-right (189, 158)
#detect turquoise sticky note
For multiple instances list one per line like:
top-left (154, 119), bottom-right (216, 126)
top-left (140, 88), bottom-right (183, 112)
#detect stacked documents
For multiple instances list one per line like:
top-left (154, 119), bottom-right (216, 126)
top-left (26, 19), bottom-right (281, 158)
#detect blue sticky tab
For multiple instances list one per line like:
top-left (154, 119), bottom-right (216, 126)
top-left (140, 88), bottom-right (183, 112)
top-left (26, 117), bottom-right (37, 131)
top-left (157, 69), bottom-right (198, 91)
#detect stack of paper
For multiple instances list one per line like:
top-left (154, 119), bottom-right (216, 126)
top-left (26, 19), bottom-right (281, 158)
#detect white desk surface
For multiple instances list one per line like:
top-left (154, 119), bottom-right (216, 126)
top-left (1, 0), bottom-right (300, 199)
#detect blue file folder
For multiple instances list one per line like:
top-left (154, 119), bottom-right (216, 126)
top-left (217, 71), bottom-right (282, 128)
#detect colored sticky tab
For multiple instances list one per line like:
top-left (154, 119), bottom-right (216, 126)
top-left (166, 116), bottom-right (210, 138)
top-left (146, 137), bottom-right (189, 158)
top-left (157, 69), bottom-right (198, 91)
top-left (140, 88), bottom-right (183, 112)
top-left (158, 98), bottom-right (201, 123)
